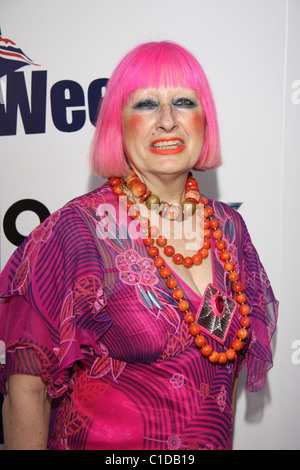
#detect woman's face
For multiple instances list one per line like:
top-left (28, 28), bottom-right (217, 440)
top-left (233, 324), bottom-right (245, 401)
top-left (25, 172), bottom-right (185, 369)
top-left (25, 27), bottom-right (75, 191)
top-left (121, 87), bottom-right (205, 179)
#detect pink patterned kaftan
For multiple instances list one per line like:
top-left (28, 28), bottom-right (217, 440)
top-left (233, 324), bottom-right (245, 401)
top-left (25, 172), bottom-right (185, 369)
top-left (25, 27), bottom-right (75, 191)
top-left (0, 183), bottom-right (278, 450)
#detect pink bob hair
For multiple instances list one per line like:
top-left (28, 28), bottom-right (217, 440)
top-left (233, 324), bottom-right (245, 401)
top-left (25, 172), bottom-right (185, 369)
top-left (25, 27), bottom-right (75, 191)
top-left (90, 41), bottom-right (221, 177)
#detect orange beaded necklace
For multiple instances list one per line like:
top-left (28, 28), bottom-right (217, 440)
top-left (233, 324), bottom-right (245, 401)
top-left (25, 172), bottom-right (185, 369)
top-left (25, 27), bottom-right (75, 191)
top-left (108, 172), bottom-right (251, 365)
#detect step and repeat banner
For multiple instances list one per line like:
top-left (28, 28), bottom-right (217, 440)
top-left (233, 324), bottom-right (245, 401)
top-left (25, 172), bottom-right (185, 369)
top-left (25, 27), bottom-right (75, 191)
top-left (0, 0), bottom-right (299, 450)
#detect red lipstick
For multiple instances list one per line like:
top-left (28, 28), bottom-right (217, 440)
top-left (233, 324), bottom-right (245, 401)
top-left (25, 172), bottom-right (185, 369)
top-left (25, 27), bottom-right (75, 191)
top-left (150, 138), bottom-right (186, 155)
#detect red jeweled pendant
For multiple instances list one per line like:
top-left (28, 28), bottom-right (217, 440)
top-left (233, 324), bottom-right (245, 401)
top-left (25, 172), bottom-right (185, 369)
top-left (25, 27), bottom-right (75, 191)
top-left (196, 284), bottom-right (237, 345)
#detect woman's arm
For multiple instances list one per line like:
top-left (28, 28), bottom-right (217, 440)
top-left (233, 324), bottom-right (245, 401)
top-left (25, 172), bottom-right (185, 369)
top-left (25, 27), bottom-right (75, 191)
top-left (2, 374), bottom-right (52, 450)
top-left (232, 374), bottom-right (239, 419)
top-left (231, 374), bottom-right (239, 439)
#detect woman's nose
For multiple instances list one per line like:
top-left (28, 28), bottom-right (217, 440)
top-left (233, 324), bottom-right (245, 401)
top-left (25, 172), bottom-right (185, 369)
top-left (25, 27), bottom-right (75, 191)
top-left (156, 104), bottom-right (177, 132)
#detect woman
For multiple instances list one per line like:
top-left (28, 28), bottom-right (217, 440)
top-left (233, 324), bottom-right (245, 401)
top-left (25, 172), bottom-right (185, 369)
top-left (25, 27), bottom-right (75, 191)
top-left (0, 41), bottom-right (278, 450)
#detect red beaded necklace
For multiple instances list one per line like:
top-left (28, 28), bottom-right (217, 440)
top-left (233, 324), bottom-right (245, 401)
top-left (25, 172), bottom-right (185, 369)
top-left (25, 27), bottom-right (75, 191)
top-left (108, 172), bottom-right (251, 365)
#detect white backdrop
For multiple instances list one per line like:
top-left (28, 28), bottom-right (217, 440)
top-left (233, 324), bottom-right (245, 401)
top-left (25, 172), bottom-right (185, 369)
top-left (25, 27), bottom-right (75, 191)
top-left (0, 0), bottom-right (299, 450)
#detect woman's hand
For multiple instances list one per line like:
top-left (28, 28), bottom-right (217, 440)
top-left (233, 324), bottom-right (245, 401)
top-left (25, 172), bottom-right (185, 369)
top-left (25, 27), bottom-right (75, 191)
top-left (2, 374), bottom-right (52, 450)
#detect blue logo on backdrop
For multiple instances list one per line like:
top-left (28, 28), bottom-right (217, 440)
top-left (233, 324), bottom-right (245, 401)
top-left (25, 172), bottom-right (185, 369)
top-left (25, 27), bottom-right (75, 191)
top-left (0, 28), bottom-right (40, 77)
top-left (0, 28), bottom-right (107, 135)
top-left (0, 28), bottom-right (108, 248)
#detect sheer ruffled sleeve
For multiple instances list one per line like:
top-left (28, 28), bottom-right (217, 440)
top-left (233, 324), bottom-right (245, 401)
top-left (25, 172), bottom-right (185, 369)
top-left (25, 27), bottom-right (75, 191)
top-left (0, 205), bottom-right (112, 398)
top-left (238, 224), bottom-right (279, 392)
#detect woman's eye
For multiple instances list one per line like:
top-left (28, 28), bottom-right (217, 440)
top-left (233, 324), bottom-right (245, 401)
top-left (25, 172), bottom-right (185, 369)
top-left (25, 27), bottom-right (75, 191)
top-left (173, 98), bottom-right (197, 108)
top-left (133, 99), bottom-right (158, 110)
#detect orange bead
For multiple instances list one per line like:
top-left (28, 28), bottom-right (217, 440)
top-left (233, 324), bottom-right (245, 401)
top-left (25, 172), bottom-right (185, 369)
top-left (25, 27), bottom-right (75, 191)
top-left (148, 246), bottom-right (159, 258)
top-left (212, 229), bottom-right (223, 240)
top-left (167, 205), bottom-right (181, 220)
top-left (160, 267), bottom-right (172, 279)
top-left (112, 184), bottom-right (124, 195)
top-left (173, 288), bottom-right (184, 300)
top-left (220, 250), bottom-right (230, 261)
top-left (131, 182), bottom-right (147, 197)
top-left (209, 219), bottom-right (219, 229)
top-left (178, 300), bottom-right (189, 312)
top-left (126, 200), bottom-right (134, 211)
top-left (239, 304), bottom-right (250, 316)
top-left (216, 240), bottom-right (226, 251)
top-left (139, 217), bottom-right (150, 228)
top-left (158, 202), bottom-right (169, 217)
top-left (199, 207), bottom-right (209, 219)
top-left (195, 336), bottom-right (206, 349)
top-left (156, 235), bottom-right (167, 247)
top-left (218, 352), bottom-right (228, 364)
top-left (225, 348), bottom-right (236, 360)
top-left (206, 206), bottom-right (214, 217)
top-left (240, 317), bottom-right (251, 328)
top-left (186, 177), bottom-right (198, 188)
top-left (164, 245), bottom-right (175, 257)
top-left (189, 324), bottom-right (201, 337)
top-left (224, 261), bottom-right (234, 272)
top-left (208, 351), bottom-right (220, 363)
top-left (166, 277), bottom-right (177, 289)
top-left (232, 282), bottom-right (243, 293)
top-left (108, 177), bottom-right (122, 187)
top-left (154, 257), bottom-right (165, 268)
top-left (202, 229), bottom-right (211, 239)
top-left (140, 190), bottom-right (152, 203)
top-left (183, 257), bottom-right (193, 268)
top-left (187, 185), bottom-right (199, 192)
top-left (148, 226), bottom-right (159, 238)
top-left (200, 218), bottom-right (210, 229)
top-left (173, 253), bottom-right (184, 265)
top-left (126, 176), bottom-right (140, 188)
top-left (185, 190), bottom-right (200, 202)
top-left (228, 271), bottom-right (239, 282)
top-left (198, 248), bottom-right (209, 259)
top-left (202, 238), bottom-right (211, 249)
top-left (192, 254), bottom-right (202, 265)
top-left (184, 312), bottom-right (195, 324)
top-left (143, 236), bottom-right (154, 247)
top-left (232, 339), bottom-right (244, 351)
top-left (237, 328), bottom-right (248, 340)
top-left (129, 208), bottom-right (140, 220)
top-left (236, 293), bottom-right (247, 304)
top-left (201, 345), bottom-right (213, 357)
top-left (199, 196), bottom-right (208, 206)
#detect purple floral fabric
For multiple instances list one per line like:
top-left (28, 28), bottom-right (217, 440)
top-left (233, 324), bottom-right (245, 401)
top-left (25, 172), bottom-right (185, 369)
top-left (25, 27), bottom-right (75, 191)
top-left (0, 183), bottom-right (278, 449)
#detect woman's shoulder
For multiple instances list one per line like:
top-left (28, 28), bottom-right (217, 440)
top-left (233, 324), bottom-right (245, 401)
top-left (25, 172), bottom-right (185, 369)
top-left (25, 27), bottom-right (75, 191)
top-left (40, 182), bottom-right (116, 230)
top-left (65, 181), bottom-right (113, 208)
top-left (206, 197), bottom-right (246, 226)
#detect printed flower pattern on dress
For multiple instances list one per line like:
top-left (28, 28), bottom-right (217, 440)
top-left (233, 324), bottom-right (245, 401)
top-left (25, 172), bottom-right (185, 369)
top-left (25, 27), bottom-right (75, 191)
top-left (167, 434), bottom-right (181, 450)
top-left (216, 385), bottom-right (227, 413)
top-left (169, 373), bottom-right (185, 389)
top-left (12, 210), bottom-right (61, 295)
top-left (115, 249), bottom-right (158, 287)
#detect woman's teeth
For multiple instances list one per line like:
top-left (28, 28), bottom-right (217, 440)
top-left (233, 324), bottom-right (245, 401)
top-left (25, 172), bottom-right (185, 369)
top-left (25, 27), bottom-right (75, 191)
top-left (152, 140), bottom-right (183, 149)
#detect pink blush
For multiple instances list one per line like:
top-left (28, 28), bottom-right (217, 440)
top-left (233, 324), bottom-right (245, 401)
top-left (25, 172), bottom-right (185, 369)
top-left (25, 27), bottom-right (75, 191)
top-left (191, 112), bottom-right (205, 132)
top-left (126, 115), bottom-right (145, 135)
